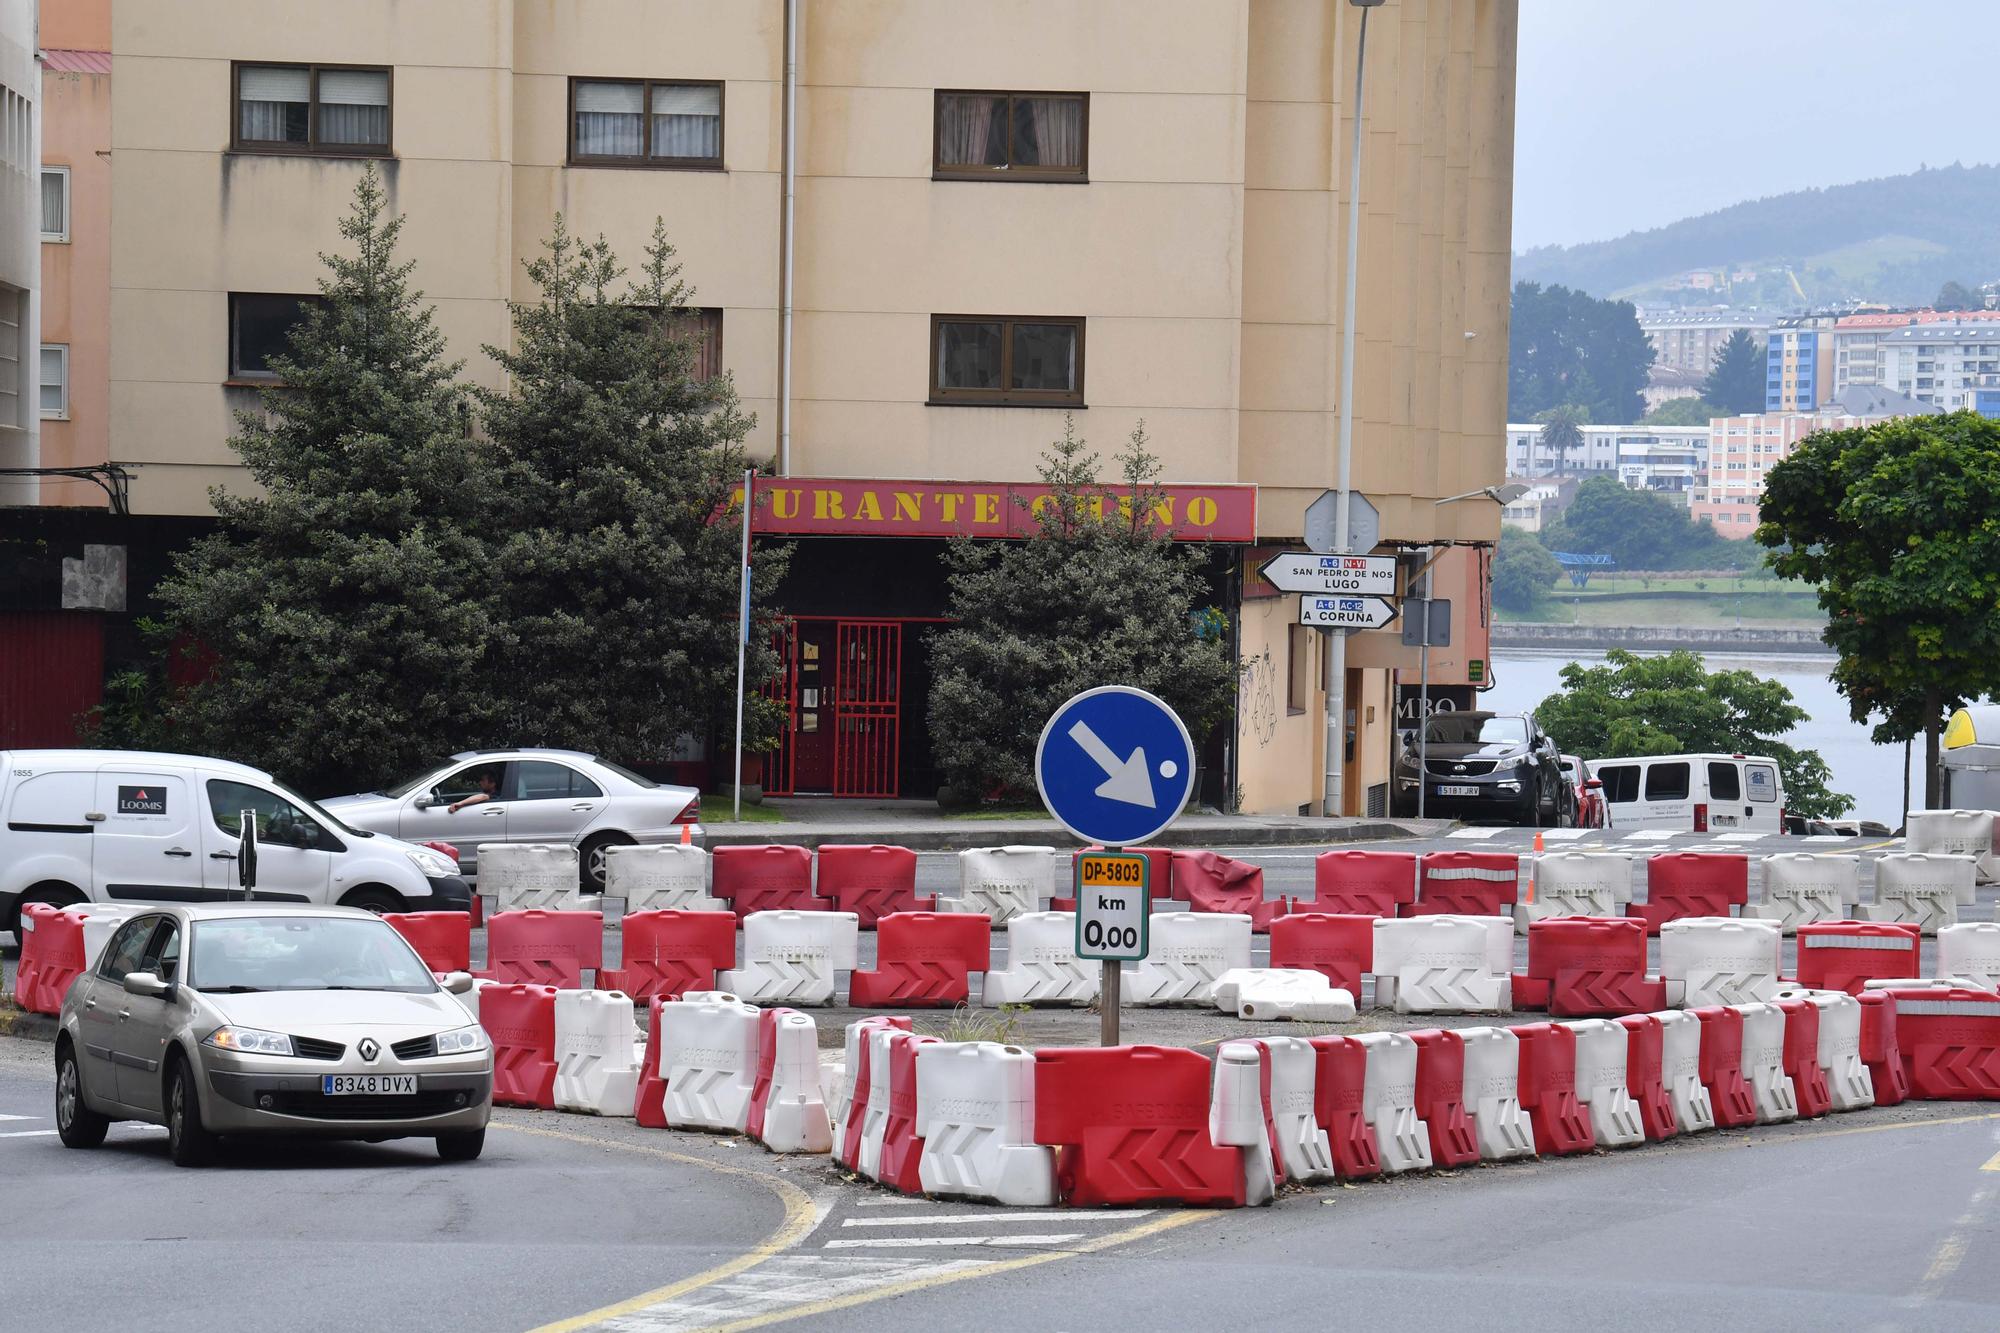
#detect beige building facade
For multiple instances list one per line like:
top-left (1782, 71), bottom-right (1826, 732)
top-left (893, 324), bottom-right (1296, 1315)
top-left (105, 0), bottom-right (1517, 815)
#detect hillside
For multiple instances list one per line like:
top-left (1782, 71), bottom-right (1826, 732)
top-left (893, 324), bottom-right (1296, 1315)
top-left (1513, 163), bottom-right (2000, 306)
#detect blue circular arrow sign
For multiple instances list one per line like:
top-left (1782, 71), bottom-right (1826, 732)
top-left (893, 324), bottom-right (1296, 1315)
top-left (1035, 686), bottom-right (1197, 847)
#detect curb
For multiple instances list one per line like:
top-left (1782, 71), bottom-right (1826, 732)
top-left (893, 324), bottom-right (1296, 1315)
top-left (0, 1002), bottom-right (57, 1043)
top-left (703, 819), bottom-right (1425, 852)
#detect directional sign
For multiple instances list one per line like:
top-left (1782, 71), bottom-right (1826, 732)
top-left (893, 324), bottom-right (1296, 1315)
top-left (1260, 551), bottom-right (1398, 597)
top-left (1073, 851), bottom-right (1151, 962)
top-left (1298, 594), bottom-right (1400, 631)
top-left (1035, 686), bottom-right (1197, 848)
top-left (1304, 490), bottom-right (1380, 556)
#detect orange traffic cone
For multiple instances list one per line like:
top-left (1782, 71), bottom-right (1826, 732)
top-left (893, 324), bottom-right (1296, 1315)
top-left (679, 822), bottom-right (693, 846)
top-left (1524, 830), bottom-right (1544, 903)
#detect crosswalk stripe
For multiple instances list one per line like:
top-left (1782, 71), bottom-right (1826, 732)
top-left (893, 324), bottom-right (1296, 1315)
top-left (0, 1130), bottom-right (57, 1138)
top-left (0, 1114), bottom-right (39, 1123)
top-left (839, 1210), bottom-right (1150, 1228)
top-left (823, 1234), bottom-right (1086, 1250)
top-left (1540, 829), bottom-right (1593, 841)
top-left (1621, 830), bottom-right (1683, 841)
top-left (1714, 832), bottom-right (1765, 842)
top-left (1448, 828), bottom-right (1504, 840)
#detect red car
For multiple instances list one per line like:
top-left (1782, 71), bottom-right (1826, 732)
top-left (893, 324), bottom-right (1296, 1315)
top-left (1564, 754), bottom-right (1607, 828)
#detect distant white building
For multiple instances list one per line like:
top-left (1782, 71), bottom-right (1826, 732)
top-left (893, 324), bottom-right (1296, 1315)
top-left (1831, 309), bottom-right (2000, 403)
top-left (1505, 423), bottom-right (1708, 496)
top-left (1499, 476), bottom-right (1576, 533)
top-left (0, 0), bottom-right (38, 503)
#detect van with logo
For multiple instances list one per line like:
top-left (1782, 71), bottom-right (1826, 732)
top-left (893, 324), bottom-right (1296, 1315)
top-left (1, 750), bottom-right (471, 937)
top-left (1587, 753), bottom-right (1785, 834)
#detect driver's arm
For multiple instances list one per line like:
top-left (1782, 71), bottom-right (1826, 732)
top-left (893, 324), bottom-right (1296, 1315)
top-left (448, 791), bottom-right (490, 814)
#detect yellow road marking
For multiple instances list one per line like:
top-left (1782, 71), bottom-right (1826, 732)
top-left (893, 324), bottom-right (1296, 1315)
top-left (1979, 1148), bottom-right (2000, 1172)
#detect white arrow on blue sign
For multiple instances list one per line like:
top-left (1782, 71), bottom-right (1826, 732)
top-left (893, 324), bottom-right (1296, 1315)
top-left (1035, 686), bottom-right (1197, 848)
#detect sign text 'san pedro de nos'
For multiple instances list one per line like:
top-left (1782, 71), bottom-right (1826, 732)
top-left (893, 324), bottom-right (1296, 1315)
top-left (732, 477), bottom-right (1257, 544)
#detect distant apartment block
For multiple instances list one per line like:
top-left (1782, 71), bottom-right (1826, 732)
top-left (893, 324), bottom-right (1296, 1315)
top-left (1831, 308), bottom-right (2000, 402)
top-left (1691, 389), bottom-right (1939, 537)
top-left (1638, 308), bottom-right (1769, 376)
top-left (1505, 422), bottom-right (1707, 495)
top-left (1765, 315), bottom-right (1836, 412)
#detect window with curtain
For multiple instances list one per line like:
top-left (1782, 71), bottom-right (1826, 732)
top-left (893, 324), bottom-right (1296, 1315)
top-left (39, 345), bottom-right (68, 419)
top-left (930, 315), bottom-right (1084, 406)
top-left (235, 63), bottom-right (391, 154)
top-left (229, 293), bottom-right (327, 380)
top-left (935, 91), bottom-right (1087, 179)
top-left (40, 168), bottom-right (68, 241)
top-left (571, 79), bottom-right (723, 167)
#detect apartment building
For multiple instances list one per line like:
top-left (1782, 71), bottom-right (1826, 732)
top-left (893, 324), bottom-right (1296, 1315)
top-left (1765, 314), bottom-right (1835, 412)
top-left (1873, 324), bottom-right (2000, 411)
top-left (1637, 308), bottom-right (1767, 377)
top-left (0, 0), bottom-right (37, 504)
top-left (1830, 308), bottom-right (2000, 400)
top-left (1505, 422), bottom-right (1706, 493)
top-left (1690, 389), bottom-right (1937, 537)
top-left (36, 0), bottom-right (107, 507)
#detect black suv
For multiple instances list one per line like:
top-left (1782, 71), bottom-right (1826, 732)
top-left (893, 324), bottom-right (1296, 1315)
top-left (1391, 711), bottom-right (1572, 825)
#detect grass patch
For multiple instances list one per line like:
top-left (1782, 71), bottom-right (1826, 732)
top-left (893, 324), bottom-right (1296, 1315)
top-left (944, 804), bottom-right (1049, 821)
top-left (704, 796), bottom-right (787, 823)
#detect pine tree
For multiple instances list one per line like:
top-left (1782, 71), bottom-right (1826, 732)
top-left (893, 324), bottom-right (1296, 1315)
top-left (1701, 329), bottom-right (1768, 415)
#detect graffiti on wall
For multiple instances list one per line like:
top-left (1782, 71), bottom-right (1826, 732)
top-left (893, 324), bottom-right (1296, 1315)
top-left (1240, 649), bottom-right (1279, 749)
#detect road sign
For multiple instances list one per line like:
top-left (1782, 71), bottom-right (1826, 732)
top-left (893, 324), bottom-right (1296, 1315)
top-left (1303, 490), bottom-right (1379, 556)
top-left (1260, 551), bottom-right (1397, 597)
top-left (1035, 686), bottom-right (1197, 849)
top-left (1400, 596), bottom-right (1452, 647)
top-left (1073, 851), bottom-right (1151, 962)
top-left (1298, 594), bottom-right (1399, 631)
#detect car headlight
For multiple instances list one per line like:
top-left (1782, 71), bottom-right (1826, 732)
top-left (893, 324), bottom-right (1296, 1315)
top-left (407, 848), bottom-right (457, 878)
top-left (433, 1025), bottom-right (487, 1056)
top-left (203, 1026), bottom-right (295, 1056)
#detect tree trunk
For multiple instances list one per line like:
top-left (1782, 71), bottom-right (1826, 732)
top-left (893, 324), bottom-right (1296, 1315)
top-left (1923, 689), bottom-right (1942, 808)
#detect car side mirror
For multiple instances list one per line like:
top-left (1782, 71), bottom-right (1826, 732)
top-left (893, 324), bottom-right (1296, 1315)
top-left (414, 794), bottom-right (437, 810)
top-left (123, 971), bottom-right (169, 999)
top-left (440, 971), bottom-right (475, 995)
top-left (1585, 778), bottom-right (1603, 790)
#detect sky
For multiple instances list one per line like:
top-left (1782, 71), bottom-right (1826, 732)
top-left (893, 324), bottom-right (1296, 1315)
top-left (1512, 0), bottom-right (2000, 253)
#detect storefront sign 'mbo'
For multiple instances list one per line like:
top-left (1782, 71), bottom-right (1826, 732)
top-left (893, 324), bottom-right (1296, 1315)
top-left (733, 477), bottom-right (1257, 543)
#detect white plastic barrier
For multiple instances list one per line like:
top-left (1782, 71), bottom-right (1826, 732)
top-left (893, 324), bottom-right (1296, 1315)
top-left (1124, 913), bottom-right (1252, 1006)
top-left (658, 994), bottom-right (761, 1132)
top-left (477, 842), bottom-right (582, 912)
top-left (1369, 915), bottom-right (1512, 1014)
top-left (1861, 976), bottom-right (1990, 993)
top-left (1354, 1032), bottom-right (1432, 1173)
top-left (1656, 1010), bottom-right (1716, 1133)
top-left (1772, 987), bottom-right (1874, 1112)
top-left (1748, 853), bottom-right (1861, 933)
top-left (553, 989), bottom-right (641, 1116)
top-left (1209, 1043), bottom-right (1278, 1205)
top-left (981, 912), bottom-right (1097, 1007)
top-left (604, 843), bottom-right (723, 913)
top-left (1456, 1025), bottom-right (1535, 1161)
top-left (1659, 918), bottom-right (1781, 1006)
top-left (1567, 1018), bottom-right (1644, 1147)
top-left (1516, 852), bottom-right (1632, 932)
top-left (1906, 808), bottom-right (1999, 883)
top-left (720, 910), bottom-right (860, 1005)
top-left (64, 903), bottom-right (142, 969)
top-left (1211, 968), bottom-right (1357, 1022)
top-left (950, 846), bottom-right (1061, 921)
top-left (456, 976), bottom-right (502, 1023)
top-left (831, 1016), bottom-right (903, 1170)
top-left (1937, 922), bottom-right (2000, 992)
top-left (1254, 1036), bottom-right (1338, 1183)
top-left (1862, 853), bottom-right (1975, 934)
top-left (1736, 1002), bottom-right (1798, 1124)
top-left (756, 1010), bottom-right (834, 1154)
top-left (914, 1042), bottom-right (1058, 1205)
top-left (856, 1025), bottom-right (911, 1181)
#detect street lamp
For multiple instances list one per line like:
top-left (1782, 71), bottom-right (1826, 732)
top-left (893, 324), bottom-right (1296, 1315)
top-left (1435, 481), bottom-right (1533, 507)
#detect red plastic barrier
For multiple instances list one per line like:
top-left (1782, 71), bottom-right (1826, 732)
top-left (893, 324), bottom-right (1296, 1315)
top-left (1307, 1035), bottom-right (1382, 1180)
top-left (1268, 914), bottom-right (1374, 995)
top-left (746, 1007), bottom-right (802, 1142)
top-left (598, 910), bottom-right (738, 1003)
top-left (1307, 849), bottom-right (1418, 917)
top-left (1170, 850), bottom-right (1290, 932)
top-left (13, 903), bottom-right (87, 1015)
top-left (1856, 990), bottom-right (1908, 1107)
top-left (1410, 1029), bottom-right (1480, 1168)
top-left (1516, 916), bottom-right (1668, 1017)
top-left (475, 909), bottom-right (604, 989)
top-left (1883, 987), bottom-right (2000, 1101)
top-left (634, 996), bottom-right (670, 1126)
top-left (711, 844), bottom-right (820, 919)
top-left (836, 1016), bottom-right (913, 1170)
top-left (481, 983), bottom-right (559, 1109)
top-left (1774, 997), bottom-right (1834, 1117)
top-left (1616, 1014), bottom-right (1679, 1140)
top-left (1513, 1022), bottom-right (1594, 1155)
top-left (1794, 921), bottom-right (1922, 995)
top-left (1408, 852), bottom-right (1520, 917)
top-left (1033, 1045), bottom-right (1246, 1206)
top-left (847, 912), bottom-right (993, 1007)
top-left (1691, 1005), bottom-right (1758, 1127)
top-left (875, 1031), bottom-right (942, 1192)
top-left (385, 911), bottom-right (471, 975)
top-left (816, 845), bottom-right (934, 926)
top-left (1628, 853), bottom-right (1750, 934)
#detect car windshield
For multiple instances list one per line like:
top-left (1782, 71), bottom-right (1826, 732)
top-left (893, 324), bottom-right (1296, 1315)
top-left (378, 764), bottom-right (448, 800)
top-left (593, 758), bottom-right (657, 789)
top-left (188, 917), bottom-right (438, 994)
top-left (1423, 714), bottom-right (1527, 745)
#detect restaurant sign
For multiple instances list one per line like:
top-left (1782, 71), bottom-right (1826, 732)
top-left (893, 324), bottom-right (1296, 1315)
top-left (734, 478), bottom-right (1257, 544)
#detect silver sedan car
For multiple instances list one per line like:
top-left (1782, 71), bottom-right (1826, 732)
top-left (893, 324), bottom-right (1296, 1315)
top-left (321, 748), bottom-right (703, 892)
top-left (55, 904), bottom-right (492, 1167)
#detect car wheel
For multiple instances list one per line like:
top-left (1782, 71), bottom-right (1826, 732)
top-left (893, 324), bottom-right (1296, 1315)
top-left (437, 1129), bottom-right (485, 1162)
top-left (579, 833), bottom-right (631, 894)
top-left (166, 1054), bottom-right (217, 1168)
top-left (55, 1041), bottom-right (109, 1149)
top-left (339, 886), bottom-right (404, 916)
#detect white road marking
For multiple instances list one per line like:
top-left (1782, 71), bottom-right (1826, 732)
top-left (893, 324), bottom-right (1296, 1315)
top-left (1449, 828), bottom-right (1504, 840)
top-left (839, 1210), bottom-right (1151, 1228)
top-left (597, 1255), bottom-right (978, 1333)
top-left (0, 1113), bottom-right (39, 1122)
top-left (1804, 834), bottom-right (1854, 843)
top-left (850, 1197), bottom-right (922, 1206)
top-left (1540, 828), bottom-right (1593, 841)
top-left (1622, 830), bottom-right (1683, 842)
top-left (823, 1234), bottom-right (1086, 1250)
top-left (0, 1130), bottom-right (57, 1138)
top-left (1715, 832), bottom-right (1766, 843)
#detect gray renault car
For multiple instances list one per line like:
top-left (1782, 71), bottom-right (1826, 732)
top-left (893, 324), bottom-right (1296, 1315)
top-left (55, 904), bottom-right (492, 1166)
top-left (1391, 710), bottom-right (1572, 825)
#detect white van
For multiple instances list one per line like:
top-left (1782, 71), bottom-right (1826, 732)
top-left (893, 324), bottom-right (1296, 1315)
top-left (1587, 753), bottom-right (1785, 834)
top-left (1, 749), bottom-right (472, 937)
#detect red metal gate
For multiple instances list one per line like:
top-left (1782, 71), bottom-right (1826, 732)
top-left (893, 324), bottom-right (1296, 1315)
top-left (760, 620), bottom-right (798, 796)
top-left (832, 621), bottom-right (901, 798)
top-left (0, 611), bottom-right (105, 748)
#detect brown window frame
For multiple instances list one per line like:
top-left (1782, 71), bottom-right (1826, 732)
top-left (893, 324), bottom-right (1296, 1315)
top-left (227, 291), bottom-right (327, 385)
top-left (568, 78), bottom-right (726, 170)
top-left (933, 90), bottom-right (1089, 182)
top-left (928, 314), bottom-right (1086, 408)
top-left (230, 61), bottom-right (395, 158)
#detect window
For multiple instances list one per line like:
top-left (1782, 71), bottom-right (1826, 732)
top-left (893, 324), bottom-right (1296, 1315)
top-left (140, 920), bottom-right (183, 986)
top-left (668, 307), bottom-right (724, 380)
top-left (934, 91), bottom-right (1088, 180)
top-left (432, 762), bottom-right (511, 805)
top-left (1597, 764), bottom-right (1640, 804)
top-left (1707, 761), bottom-right (1742, 802)
top-left (1286, 625), bottom-right (1311, 715)
top-left (234, 63), bottom-right (391, 154)
top-left (0, 286), bottom-right (19, 427)
top-left (39, 345), bottom-right (67, 419)
top-left (1745, 764), bottom-right (1778, 802)
top-left (1644, 761), bottom-right (1690, 801)
top-left (570, 79), bottom-right (722, 167)
top-left (207, 778), bottom-right (339, 851)
top-left (515, 761), bottom-right (604, 801)
top-left (98, 916), bottom-right (162, 984)
top-left (229, 292), bottom-right (323, 381)
top-left (930, 314), bottom-right (1084, 406)
top-left (40, 167), bottom-right (68, 242)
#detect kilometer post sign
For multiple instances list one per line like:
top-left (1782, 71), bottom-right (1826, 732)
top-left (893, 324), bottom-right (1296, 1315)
top-left (1073, 851), bottom-right (1151, 962)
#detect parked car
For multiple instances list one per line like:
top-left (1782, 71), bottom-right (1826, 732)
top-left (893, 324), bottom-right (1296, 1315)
top-left (1588, 752), bottom-right (1784, 833)
top-left (322, 749), bottom-right (702, 892)
top-left (1563, 753), bottom-right (1607, 828)
top-left (1391, 712), bottom-right (1570, 826)
top-left (0, 750), bottom-right (472, 939)
top-left (55, 904), bottom-right (491, 1166)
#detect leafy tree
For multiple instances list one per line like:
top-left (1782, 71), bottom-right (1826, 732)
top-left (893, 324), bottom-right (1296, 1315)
top-left (1508, 281), bottom-right (1656, 421)
top-left (1542, 475), bottom-right (1752, 571)
top-left (1533, 649), bottom-right (1850, 818)
top-left (1700, 328), bottom-right (1767, 415)
top-left (927, 418), bottom-right (1234, 804)
top-left (1535, 402), bottom-right (1588, 476)
top-left (478, 216), bottom-right (789, 764)
top-left (1641, 396), bottom-right (1719, 427)
top-left (1935, 279), bottom-right (1978, 311)
top-left (1493, 525), bottom-right (1561, 612)
top-left (1758, 411), bottom-right (2000, 804)
top-left (149, 167), bottom-right (505, 793)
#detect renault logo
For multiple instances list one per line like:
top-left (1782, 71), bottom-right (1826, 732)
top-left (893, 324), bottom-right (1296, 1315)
top-left (357, 1038), bottom-right (380, 1063)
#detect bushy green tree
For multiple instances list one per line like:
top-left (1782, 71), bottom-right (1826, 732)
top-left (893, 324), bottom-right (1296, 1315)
top-left (927, 419), bottom-right (1234, 804)
top-left (1493, 525), bottom-right (1562, 612)
top-left (1533, 648), bottom-right (1849, 818)
top-left (1640, 396), bottom-right (1719, 427)
top-left (1543, 475), bottom-right (1752, 571)
top-left (1935, 279), bottom-right (1978, 311)
top-left (1508, 281), bottom-right (1656, 421)
top-left (1700, 328), bottom-right (1767, 415)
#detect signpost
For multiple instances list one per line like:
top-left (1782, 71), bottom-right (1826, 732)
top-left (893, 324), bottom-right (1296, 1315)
top-left (1304, 488), bottom-right (1379, 557)
top-left (1303, 488), bottom-right (1380, 820)
top-left (1298, 594), bottom-right (1399, 632)
top-left (1400, 597), bottom-right (1451, 819)
top-left (1035, 686), bottom-right (1196, 1044)
top-left (1259, 551), bottom-right (1397, 597)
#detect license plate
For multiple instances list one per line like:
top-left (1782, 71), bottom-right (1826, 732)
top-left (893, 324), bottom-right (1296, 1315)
top-left (322, 1074), bottom-right (416, 1096)
top-left (1435, 785), bottom-right (1480, 797)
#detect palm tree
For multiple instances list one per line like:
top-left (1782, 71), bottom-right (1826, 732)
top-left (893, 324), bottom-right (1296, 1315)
top-left (1537, 403), bottom-right (1588, 477)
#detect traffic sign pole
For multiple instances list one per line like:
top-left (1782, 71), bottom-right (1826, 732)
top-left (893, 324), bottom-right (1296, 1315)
top-left (1073, 848), bottom-right (1149, 1047)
